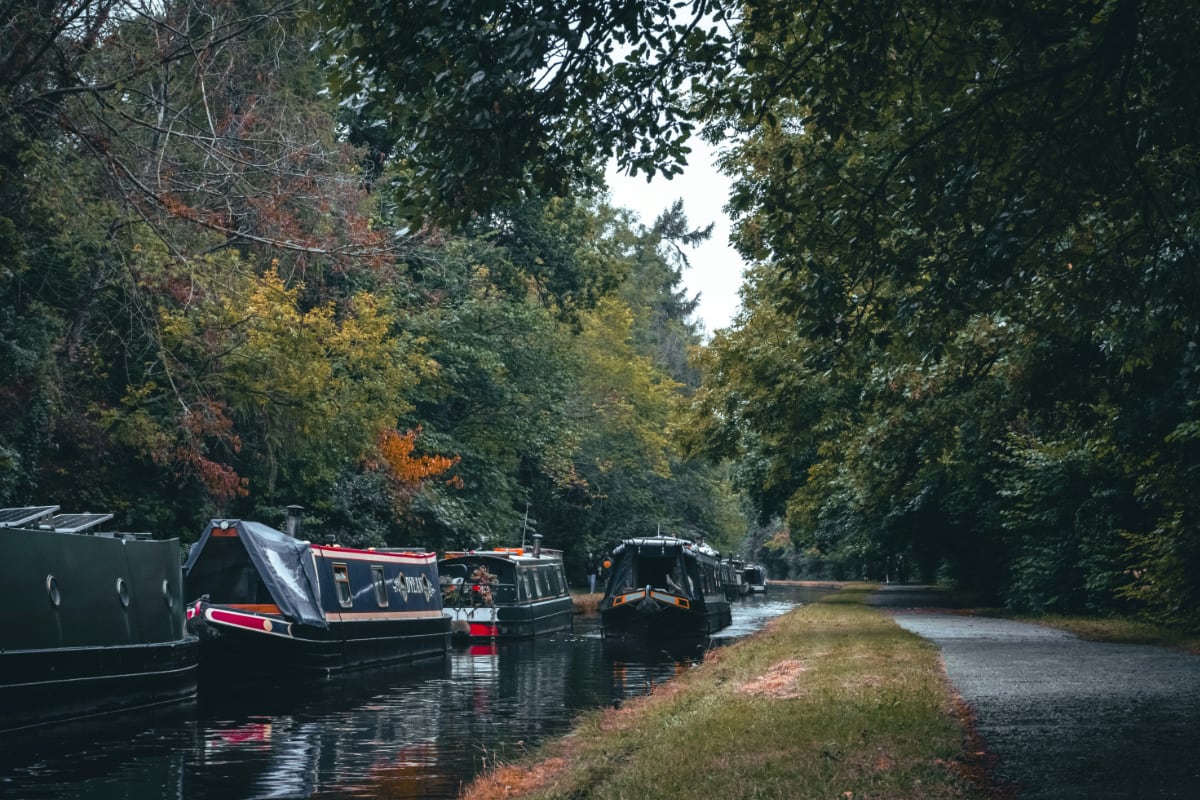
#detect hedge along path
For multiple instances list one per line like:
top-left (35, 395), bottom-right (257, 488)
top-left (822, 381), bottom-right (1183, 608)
top-left (460, 586), bottom-right (997, 800)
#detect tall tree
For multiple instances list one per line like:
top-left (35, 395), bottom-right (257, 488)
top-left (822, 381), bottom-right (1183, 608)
top-left (696, 0), bottom-right (1200, 621)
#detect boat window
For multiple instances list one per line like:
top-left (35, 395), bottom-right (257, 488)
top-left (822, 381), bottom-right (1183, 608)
top-left (371, 565), bottom-right (388, 607)
top-left (333, 563), bottom-right (353, 608)
top-left (634, 554), bottom-right (689, 594)
top-left (531, 567), bottom-right (545, 598)
top-left (520, 571), bottom-right (534, 601)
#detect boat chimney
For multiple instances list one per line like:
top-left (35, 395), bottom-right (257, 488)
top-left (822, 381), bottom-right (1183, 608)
top-left (531, 532), bottom-right (543, 558)
top-left (285, 505), bottom-right (304, 538)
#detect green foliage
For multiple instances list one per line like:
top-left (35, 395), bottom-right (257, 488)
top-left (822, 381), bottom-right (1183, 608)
top-left (996, 433), bottom-right (1129, 614)
top-left (316, 0), bottom-right (736, 222)
top-left (0, 0), bottom-right (741, 575)
top-left (678, 0), bottom-right (1200, 624)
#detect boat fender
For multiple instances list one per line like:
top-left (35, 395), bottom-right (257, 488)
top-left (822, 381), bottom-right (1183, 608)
top-left (450, 619), bottom-right (471, 641)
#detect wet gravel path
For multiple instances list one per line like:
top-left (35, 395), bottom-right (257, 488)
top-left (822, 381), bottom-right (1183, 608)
top-left (870, 587), bottom-right (1200, 798)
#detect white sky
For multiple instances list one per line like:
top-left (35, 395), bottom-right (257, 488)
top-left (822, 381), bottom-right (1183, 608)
top-left (604, 140), bottom-right (747, 334)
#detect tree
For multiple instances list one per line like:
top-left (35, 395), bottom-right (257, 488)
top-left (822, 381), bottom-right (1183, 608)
top-left (692, 0), bottom-right (1200, 620)
top-left (0, 0), bottom-right (422, 532)
top-left (316, 0), bottom-right (736, 222)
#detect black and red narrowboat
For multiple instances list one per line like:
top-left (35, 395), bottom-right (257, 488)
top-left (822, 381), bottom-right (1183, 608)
top-left (598, 536), bottom-right (732, 639)
top-left (0, 505), bottom-right (198, 734)
top-left (184, 516), bottom-right (449, 678)
top-left (438, 542), bottom-right (572, 640)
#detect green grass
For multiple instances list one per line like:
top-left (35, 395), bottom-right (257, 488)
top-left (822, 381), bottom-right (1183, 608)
top-left (462, 586), bottom-right (995, 800)
top-left (994, 612), bottom-right (1200, 653)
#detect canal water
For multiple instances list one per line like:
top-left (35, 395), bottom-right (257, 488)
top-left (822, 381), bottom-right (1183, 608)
top-left (0, 586), bottom-right (827, 800)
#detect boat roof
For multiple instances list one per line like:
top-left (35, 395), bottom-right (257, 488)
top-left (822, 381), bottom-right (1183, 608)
top-left (614, 536), bottom-right (721, 560)
top-left (0, 505), bottom-right (138, 536)
top-left (440, 547), bottom-right (563, 565)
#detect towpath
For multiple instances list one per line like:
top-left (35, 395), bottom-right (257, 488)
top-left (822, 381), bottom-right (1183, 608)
top-left (868, 586), bottom-right (1200, 798)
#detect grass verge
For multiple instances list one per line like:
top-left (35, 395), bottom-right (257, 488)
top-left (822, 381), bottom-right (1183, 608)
top-left (571, 591), bottom-right (602, 615)
top-left (987, 612), bottom-right (1200, 654)
top-left (461, 585), bottom-right (996, 800)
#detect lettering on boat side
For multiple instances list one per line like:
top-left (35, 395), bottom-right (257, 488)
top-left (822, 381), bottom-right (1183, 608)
top-left (392, 572), bottom-right (437, 603)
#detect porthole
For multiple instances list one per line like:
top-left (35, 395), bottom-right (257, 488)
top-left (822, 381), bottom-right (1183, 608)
top-left (46, 575), bottom-right (61, 608)
top-left (162, 578), bottom-right (174, 609)
top-left (116, 577), bottom-right (131, 608)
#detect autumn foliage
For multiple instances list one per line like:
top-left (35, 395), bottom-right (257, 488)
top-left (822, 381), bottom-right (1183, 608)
top-left (371, 428), bottom-right (462, 515)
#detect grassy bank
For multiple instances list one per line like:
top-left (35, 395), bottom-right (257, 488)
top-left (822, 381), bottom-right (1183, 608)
top-left (999, 612), bottom-right (1200, 654)
top-left (571, 592), bottom-right (602, 615)
top-left (462, 586), bottom-right (994, 800)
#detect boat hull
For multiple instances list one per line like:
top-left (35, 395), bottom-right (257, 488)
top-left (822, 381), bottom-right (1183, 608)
top-left (188, 603), bottom-right (450, 679)
top-left (0, 638), bottom-right (199, 734)
top-left (445, 595), bottom-right (573, 640)
top-left (0, 513), bottom-right (198, 734)
top-left (600, 590), bottom-right (731, 639)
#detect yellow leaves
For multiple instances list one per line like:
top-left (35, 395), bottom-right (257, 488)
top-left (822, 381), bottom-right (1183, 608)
top-left (153, 264), bottom-right (435, 497)
top-left (576, 297), bottom-right (681, 478)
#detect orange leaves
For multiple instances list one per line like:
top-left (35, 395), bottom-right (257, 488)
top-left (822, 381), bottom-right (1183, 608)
top-left (370, 427), bottom-right (463, 519)
top-left (174, 398), bottom-right (249, 502)
top-left (375, 427), bottom-right (462, 489)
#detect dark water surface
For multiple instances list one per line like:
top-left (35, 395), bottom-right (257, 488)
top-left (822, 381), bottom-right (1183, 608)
top-left (0, 587), bottom-right (826, 800)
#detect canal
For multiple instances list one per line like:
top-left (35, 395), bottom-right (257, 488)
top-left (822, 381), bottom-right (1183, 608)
top-left (0, 586), bottom-right (828, 799)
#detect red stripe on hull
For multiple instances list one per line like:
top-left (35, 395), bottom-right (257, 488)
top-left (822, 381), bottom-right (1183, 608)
top-left (209, 608), bottom-right (282, 635)
top-left (468, 622), bottom-right (497, 638)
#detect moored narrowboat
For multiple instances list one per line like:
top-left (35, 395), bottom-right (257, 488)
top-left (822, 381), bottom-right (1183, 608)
top-left (743, 564), bottom-right (768, 593)
top-left (599, 536), bottom-right (732, 639)
top-left (0, 505), bottom-right (198, 734)
top-left (719, 558), bottom-right (746, 601)
top-left (184, 515), bottom-right (449, 678)
top-left (438, 541), bottom-right (572, 640)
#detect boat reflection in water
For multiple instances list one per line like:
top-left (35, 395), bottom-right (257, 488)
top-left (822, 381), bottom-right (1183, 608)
top-left (0, 586), bottom-right (830, 800)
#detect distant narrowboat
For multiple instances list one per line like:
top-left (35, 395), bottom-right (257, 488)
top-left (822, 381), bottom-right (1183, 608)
top-left (0, 505), bottom-right (198, 734)
top-left (438, 541), bottom-right (572, 640)
top-left (743, 564), bottom-right (768, 593)
top-left (599, 536), bottom-right (732, 639)
top-left (719, 558), bottom-right (747, 601)
top-left (184, 514), bottom-right (449, 678)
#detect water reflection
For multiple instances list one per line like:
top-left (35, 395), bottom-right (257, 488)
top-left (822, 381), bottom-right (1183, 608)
top-left (0, 586), bottom-right (828, 800)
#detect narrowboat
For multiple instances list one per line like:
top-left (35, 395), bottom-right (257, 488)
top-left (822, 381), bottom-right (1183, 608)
top-left (438, 539), bottom-right (572, 640)
top-left (719, 558), bottom-right (746, 601)
top-left (744, 564), bottom-right (768, 593)
top-left (599, 536), bottom-right (732, 639)
top-left (184, 513), bottom-right (449, 678)
top-left (0, 505), bottom-right (198, 734)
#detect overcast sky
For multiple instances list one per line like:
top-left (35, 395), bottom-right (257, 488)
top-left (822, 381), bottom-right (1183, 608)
top-left (604, 140), bottom-right (747, 335)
